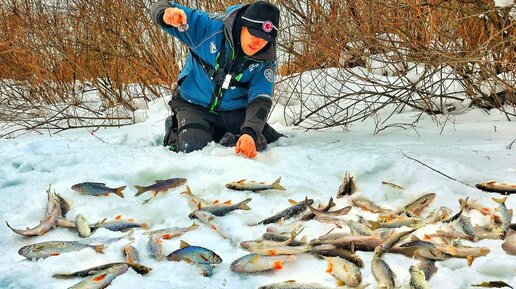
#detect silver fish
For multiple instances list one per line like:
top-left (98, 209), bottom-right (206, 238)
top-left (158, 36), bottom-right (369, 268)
top-left (241, 230), bottom-right (310, 256)
top-left (167, 240), bottom-right (223, 264)
top-left (401, 193), bottom-right (436, 216)
top-left (475, 181), bottom-right (516, 195)
top-left (371, 247), bottom-right (397, 289)
top-left (71, 182), bottom-right (125, 198)
top-left (257, 199), bottom-right (314, 225)
top-left (19, 240), bottom-right (104, 260)
top-left (193, 210), bottom-right (229, 239)
top-left (134, 178), bottom-right (187, 197)
top-left (324, 256), bottom-right (362, 287)
top-left (68, 264), bottom-right (128, 289)
top-left (53, 262), bottom-right (151, 279)
top-left (6, 202), bottom-right (60, 237)
top-left (352, 197), bottom-right (390, 213)
top-left (230, 254), bottom-right (296, 273)
top-left (435, 245), bottom-right (490, 266)
top-left (144, 223), bottom-right (199, 240)
top-left (309, 244), bottom-right (364, 268)
top-left (225, 177), bottom-right (286, 192)
top-left (493, 197), bottom-right (511, 235)
top-left (147, 234), bottom-right (164, 261)
top-left (122, 244), bottom-right (140, 264)
top-left (189, 198), bottom-right (252, 217)
top-left (97, 217), bottom-right (148, 232)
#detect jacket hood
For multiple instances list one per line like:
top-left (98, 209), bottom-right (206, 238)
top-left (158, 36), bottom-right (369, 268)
top-left (223, 4), bottom-right (277, 61)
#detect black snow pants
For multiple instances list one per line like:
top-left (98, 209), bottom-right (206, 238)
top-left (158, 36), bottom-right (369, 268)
top-left (163, 88), bottom-right (284, 153)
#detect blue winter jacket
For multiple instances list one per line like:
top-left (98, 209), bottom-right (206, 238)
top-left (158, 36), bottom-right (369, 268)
top-left (150, 1), bottom-right (277, 112)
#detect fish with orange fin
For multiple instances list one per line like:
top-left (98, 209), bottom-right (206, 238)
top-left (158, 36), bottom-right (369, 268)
top-left (96, 215), bottom-right (148, 232)
top-left (144, 223), bottom-right (199, 240)
top-left (189, 198), bottom-right (252, 218)
top-left (72, 182), bottom-right (125, 198)
top-left (68, 263), bottom-right (128, 289)
top-left (134, 178), bottom-right (187, 197)
top-left (325, 256), bottom-right (362, 287)
top-left (6, 201), bottom-right (61, 237)
top-left (475, 181), bottom-right (516, 195)
top-left (18, 240), bottom-right (104, 260)
top-left (225, 177), bottom-right (285, 192)
top-left (167, 240), bottom-right (222, 264)
top-left (181, 185), bottom-right (211, 209)
top-left (230, 253), bottom-right (296, 273)
top-left (122, 244), bottom-right (140, 264)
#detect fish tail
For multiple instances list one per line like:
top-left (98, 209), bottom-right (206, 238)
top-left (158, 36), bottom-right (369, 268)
top-left (140, 223), bottom-right (149, 230)
top-left (238, 198), bottom-right (252, 210)
top-left (272, 177), bottom-right (286, 190)
top-left (93, 244), bottom-right (105, 254)
top-left (115, 186), bottom-right (126, 198)
top-left (134, 185), bottom-right (146, 197)
top-left (492, 197), bottom-right (508, 204)
top-left (182, 185), bottom-right (192, 196)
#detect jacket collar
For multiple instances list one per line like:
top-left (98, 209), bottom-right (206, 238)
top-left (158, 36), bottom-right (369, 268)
top-left (223, 5), bottom-right (277, 62)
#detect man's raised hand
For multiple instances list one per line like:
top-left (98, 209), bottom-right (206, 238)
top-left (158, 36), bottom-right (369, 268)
top-left (163, 7), bottom-right (187, 28)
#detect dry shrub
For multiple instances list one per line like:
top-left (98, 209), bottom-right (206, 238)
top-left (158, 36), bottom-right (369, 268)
top-left (0, 0), bottom-right (514, 137)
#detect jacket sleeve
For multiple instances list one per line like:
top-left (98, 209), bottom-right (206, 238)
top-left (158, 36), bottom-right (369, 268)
top-left (150, 1), bottom-right (213, 48)
top-left (240, 61), bottom-right (276, 140)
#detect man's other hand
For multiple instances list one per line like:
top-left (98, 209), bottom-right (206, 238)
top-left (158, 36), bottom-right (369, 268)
top-left (163, 7), bottom-right (187, 27)
top-left (235, 134), bottom-right (257, 159)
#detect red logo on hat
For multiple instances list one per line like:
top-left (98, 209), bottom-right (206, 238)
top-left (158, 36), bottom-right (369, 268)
top-left (263, 21), bottom-right (273, 33)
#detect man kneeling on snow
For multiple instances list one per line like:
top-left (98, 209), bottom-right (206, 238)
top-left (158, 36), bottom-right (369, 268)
top-left (151, 1), bottom-right (284, 158)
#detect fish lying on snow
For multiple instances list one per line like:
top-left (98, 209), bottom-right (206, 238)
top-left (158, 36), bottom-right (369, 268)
top-left (471, 281), bottom-right (514, 289)
top-left (19, 240), bottom-right (104, 260)
top-left (72, 182), bottom-right (125, 198)
top-left (230, 254), bottom-right (296, 273)
top-left (68, 263), bottom-right (128, 289)
top-left (181, 185), bottom-right (211, 209)
top-left (134, 178), bottom-right (187, 197)
top-left (475, 181), bottom-right (516, 195)
top-left (96, 215), bottom-right (148, 232)
top-left (225, 177), bottom-right (285, 192)
top-left (256, 198), bottom-right (314, 225)
top-left (167, 240), bottom-right (222, 264)
top-left (325, 256), bottom-right (362, 287)
top-left (258, 281), bottom-right (334, 289)
top-left (52, 262), bottom-right (152, 278)
top-left (122, 244), bottom-right (140, 264)
top-left (144, 223), bottom-right (199, 240)
top-left (189, 198), bottom-right (252, 218)
top-left (6, 203), bottom-right (60, 237)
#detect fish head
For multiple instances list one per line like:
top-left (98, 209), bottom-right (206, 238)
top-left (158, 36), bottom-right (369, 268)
top-left (71, 184), bottom-right (81, 192)
top-left (18, 246), bottom-right (32, 258)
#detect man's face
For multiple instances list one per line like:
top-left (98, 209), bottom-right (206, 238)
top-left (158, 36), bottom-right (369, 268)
top-left (240, 27), bottom-right (269, 56)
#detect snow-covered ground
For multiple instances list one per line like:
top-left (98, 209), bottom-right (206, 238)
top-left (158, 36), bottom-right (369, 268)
top-left (0, 97), bottom-right (515, 289)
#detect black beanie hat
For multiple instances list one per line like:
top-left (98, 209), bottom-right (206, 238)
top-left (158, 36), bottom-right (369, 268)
top-left (240, 1), bottom-right (280, 43)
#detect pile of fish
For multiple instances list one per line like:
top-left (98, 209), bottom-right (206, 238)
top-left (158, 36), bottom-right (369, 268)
top-left (5, 176), bottom-right (515, 289)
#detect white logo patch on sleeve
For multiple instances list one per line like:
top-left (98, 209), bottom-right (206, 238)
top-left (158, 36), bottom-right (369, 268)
top-left (264, 68), bottom-right (274, 83)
